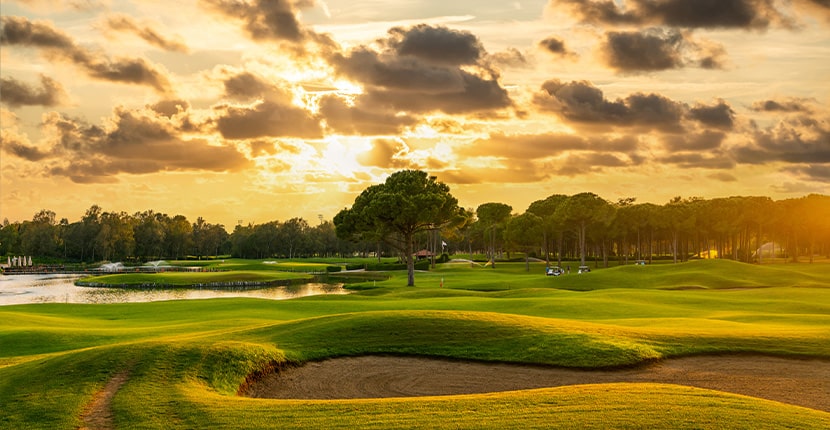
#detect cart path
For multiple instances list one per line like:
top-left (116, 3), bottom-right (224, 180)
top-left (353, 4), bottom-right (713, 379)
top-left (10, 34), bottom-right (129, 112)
top-left (243, 355), bottom-right (830, 412)
top-left (79, 369), bottom-right (130, 430)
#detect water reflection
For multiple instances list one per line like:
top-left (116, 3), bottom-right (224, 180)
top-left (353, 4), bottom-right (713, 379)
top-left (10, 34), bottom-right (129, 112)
top-left (0, 274), bottom-right (348, 305)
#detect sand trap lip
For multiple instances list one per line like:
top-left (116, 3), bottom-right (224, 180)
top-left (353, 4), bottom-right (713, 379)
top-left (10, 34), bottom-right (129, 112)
top-left (242, 355), bottom-right (830, 412)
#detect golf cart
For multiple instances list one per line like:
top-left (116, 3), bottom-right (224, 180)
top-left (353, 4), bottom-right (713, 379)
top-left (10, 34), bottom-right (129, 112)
top-left (546, 266), bottom-right (564, 276)
top-left (577, 265), bottom-right (591, 274)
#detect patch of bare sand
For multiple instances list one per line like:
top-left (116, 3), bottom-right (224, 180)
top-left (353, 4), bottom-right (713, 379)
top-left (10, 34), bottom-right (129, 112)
top-left (243, 355), bottom-right (830, 412)
top-left (80, 369), bottom-right (130, 430)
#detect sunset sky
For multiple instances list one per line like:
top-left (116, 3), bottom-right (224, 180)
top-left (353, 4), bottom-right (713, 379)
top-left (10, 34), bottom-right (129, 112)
top-left (2, 0), bottom-right (828, 227)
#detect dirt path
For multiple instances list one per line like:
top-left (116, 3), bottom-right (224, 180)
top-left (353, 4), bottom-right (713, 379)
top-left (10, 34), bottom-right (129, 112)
top-left (79, 369), bottom-right (130, 430)
top-left (243, 355), bottom-right (830, 412)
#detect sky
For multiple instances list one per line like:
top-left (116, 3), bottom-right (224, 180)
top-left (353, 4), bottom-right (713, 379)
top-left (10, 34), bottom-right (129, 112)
top-left (1, 0), bottom-right (829, 227)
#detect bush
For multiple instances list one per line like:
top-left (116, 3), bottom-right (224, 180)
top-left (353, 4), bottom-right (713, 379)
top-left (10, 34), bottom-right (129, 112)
top-left (325, 266), bottom-right (342, 273)
top-left (345, 264), bottom-right (365, 271)
top-left (437, 253), bottom-right (450, 263)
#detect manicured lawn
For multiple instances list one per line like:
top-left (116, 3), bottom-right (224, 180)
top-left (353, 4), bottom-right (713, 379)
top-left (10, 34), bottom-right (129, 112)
top-left (1, 259), bottom-right (828, 428)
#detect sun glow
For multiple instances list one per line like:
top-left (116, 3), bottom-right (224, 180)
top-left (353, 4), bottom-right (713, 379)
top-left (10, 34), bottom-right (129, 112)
top-left (319, 135), bottom-right (373, 178)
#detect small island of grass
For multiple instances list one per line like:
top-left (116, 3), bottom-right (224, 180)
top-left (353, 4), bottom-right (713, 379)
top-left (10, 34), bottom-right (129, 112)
top-left (76, 270), bottom-right (314, 289)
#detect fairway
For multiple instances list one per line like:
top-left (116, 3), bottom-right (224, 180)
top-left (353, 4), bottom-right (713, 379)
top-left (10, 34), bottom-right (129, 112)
top-left (1, 259), bottom-right (829, 429)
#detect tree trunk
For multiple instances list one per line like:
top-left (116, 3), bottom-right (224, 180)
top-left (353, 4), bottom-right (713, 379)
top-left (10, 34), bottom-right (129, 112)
top-left (406, 233), bottom-right (415, 286)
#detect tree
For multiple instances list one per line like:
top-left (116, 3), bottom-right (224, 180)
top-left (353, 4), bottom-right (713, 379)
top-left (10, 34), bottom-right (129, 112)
top-left (20, 209), bottom-right (59, 258)
top-left (555, 193), bottom-right (613, 267)
top-left (506, 212), bottom-right (543, 271)
top-left (527, 194), bottom-right (568, 265)
top-left (279, 218), bottom-right (309, 258)
top-left (134, 210), bottom-right (166, 260)
top-left (476, 202), bottom-right (512, 268)
top-left (334, 170), bottom-right (460, 286)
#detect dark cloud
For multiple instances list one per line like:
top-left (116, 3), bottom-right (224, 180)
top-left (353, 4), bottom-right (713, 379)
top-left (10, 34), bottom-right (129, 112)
top-left (201, 0), bottom-right (336, 53)
top-left (149, 99), bottom-right (190, 118)
top-left (553, 0), bottom-right (787, 30)
top-left (386, 24), bottom-right (482, 65)
top-left (784, 164), bottom-right (830, 182)
top-left (488, 48), bottom-right (529, 68)
top-left (0, 74), bottom-right (67, 108)
top-left (0, 133), bottom-right (51, 161)
top-left (318, 95), bottom-right (419, 135)
top-left (600, 28), bottom-right (725, 72)
top-left (210, 69), bottom-right (323, 138)
top-left (538, 36), bottom-right (576, 58)
top-left (213, 100), bottom-right (322, 139)
top-left (533, 79), bottom-right (685, 131)
top-left (460, 132), bottom-right (586, 159)
top-left (2, 108), bottom-right (250, 183)
top-left (330, 24), bottom-right (512, 115)
top-left (202, 0), bottom-right (306, 42)
top-left (662, 130), bottom-right (726, 152)
top-left (103, 14), bottom-right (189, 53)
top-left (553, 152), bottom-right (636, 176)
top-left (1, 16), bottom-right (172, 93)
top-left (657, 151), bottom-right (736, 169)
top-left (750, 98), bottom-right (814, 113)
top-left (356, 138), bottom-right (417, 168)
top-left (708, 172), bottom-right (738, 182)
top-left (222, 71), bottom-right (272, 100)
top-left (689, 100), bottom-right (735, 129)
top-left (732, 115), bottom-right (830, 164)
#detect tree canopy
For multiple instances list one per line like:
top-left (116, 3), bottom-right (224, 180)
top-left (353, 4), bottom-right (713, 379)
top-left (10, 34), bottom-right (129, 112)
top-left (334, 170), bottom-right (461, 286)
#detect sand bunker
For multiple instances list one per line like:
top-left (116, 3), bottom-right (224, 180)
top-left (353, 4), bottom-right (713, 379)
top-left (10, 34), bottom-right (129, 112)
top-left (243, 355), bottom-right (830, 411)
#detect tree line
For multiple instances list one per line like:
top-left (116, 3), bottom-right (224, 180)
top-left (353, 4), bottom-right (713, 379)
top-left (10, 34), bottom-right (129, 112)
top-left (2, 188), bottom-right (829, 266)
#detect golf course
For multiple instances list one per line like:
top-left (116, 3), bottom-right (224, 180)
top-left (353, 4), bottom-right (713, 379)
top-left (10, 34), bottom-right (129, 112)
top-left (1, 258), bottom-right (828, 429)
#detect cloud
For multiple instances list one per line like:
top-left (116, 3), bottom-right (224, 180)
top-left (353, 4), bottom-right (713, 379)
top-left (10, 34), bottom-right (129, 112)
top-left (103, 13), bottom-right (189, 53)
top-left (1, 16), bottom-right (172, 93)
top-left (356, 138), bottom-right (418, 168)
top-left (708, 172), bottom-right (738, 182)
top-left (733, 115), bottom-right (830, 164)
top-left (1, 107), bottom-right (251, 183)
top-left (487, 48), bottom-right (529, 68)
top-left (209, 69), bottom-right (322, 139)
top-left (689, 100), bottom-right (735, 129)
top-left (784, 164), bottom-right (830, 182)
top-left (201, 0), bottom-right (336, 54)
top-left (318, 95), bottom-right (419, 135)
top-left (221, 70), bottom-right (273, 100)
top-left (386, 24), bottom-right (483, 65)
top-left (0, 131), bottom-right (51, 161)
top-left (657, 151), bottom-right (736, 169)
top-left (0, 74), bottom-right (67, 108)
top-left (538, 36), bottom-right (576, 58)
top-left (148, 99), bottom-right (190, 118)
top-left (751, 97), bottom-right (815, 113)
top-left (662, 130), bottom-right (727, 152)
top-left (14, 0), bottom-right (107, 12)
top-left (600, 28), bottom-right (725, 72)
top-left (213, 100), bottom-right (322, 139)
top-left (533, 79), bottom-right (685, 131)
top-left (552, 0), bottom-right (788, 30)
top-left (329, 24), bottom-right (512, 115)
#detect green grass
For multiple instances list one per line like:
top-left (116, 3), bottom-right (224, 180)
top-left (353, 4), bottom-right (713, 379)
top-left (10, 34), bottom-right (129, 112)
top-left (1, 259), bottom-right (829, 428)
top-left (77, 270), bottom-right (313, 287)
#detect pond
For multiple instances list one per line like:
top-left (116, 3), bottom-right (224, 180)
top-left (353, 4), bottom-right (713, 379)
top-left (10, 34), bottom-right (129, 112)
top-left (0, 274), bottom-right (349, 305)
